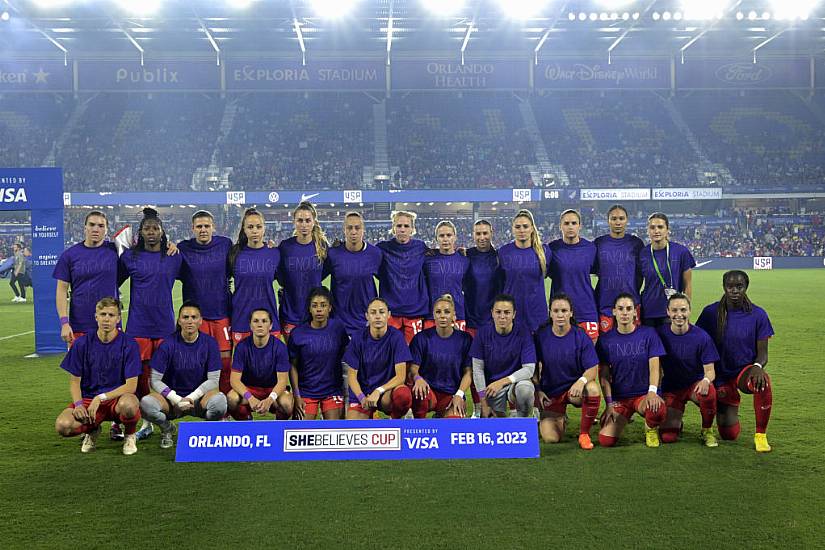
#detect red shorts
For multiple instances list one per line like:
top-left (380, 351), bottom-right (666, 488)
top-left (69, 331), bottom-right (87, 348)
top-left (244, 385), bottom-right (275, 402)
top-left (599, 306), bottom-right (641, 333)
top-left (612, 395), bottom-right (653, 420)
top-left (348, 401), bottom-right (376, 416)
top-left (200, 318), bottom-right (231, 352)
top-left (664, 381), bottom-right (704, 412)
top-left (716, 366), bottom-right (754, 407)
top-left (388, 315), bottom-right (423, 344)
top-left (538, 390), bottom-right (580, 415)
top-left (231, 331), bottom-right (283, 346)
top-left (418, 388), bottom-right (456, 416)
top-left (134, 337), bottom-right (164, 362)
top-left (302, 395), bottom-right (344, 417)
top-left (71, 396), bottom-right (125, 425)
top-left (422, 319), bottom-right (466, 332)
top-left (578, 321), bottom-right (599, 343)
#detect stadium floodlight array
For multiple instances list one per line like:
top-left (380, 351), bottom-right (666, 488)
top-left (420, 0), bottom-right (466, 17)
top-left (116, 0), bottom-right (162, 16)
top-left (32, 0), bottom-right (74, 7)
top-left (681, 0), bottom-right (727, 21)
top-left (770, 0), bottom-right (818, 20)
top-left (310, 0), bottom-right (360, 18)
top-left (495, 0), bottom-right (549, 19)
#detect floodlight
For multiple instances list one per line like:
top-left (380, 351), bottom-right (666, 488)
top-left (421, 0), bottom-right (465, 17)
top-left (496, 0), bottom-right (548, 19)
top-left (673, 11), bottom-right (683, 20)
top-left (631, 12), bottom-right (639, 20)
top-left (762, 12), bottom-right (771, 20)
top-left (588, 12), bottom-right (597, 21)
top-left (662, 11), bottom-right (671, 20)
top-left (227, 0), bottom-right (256, 8)
top-left (682, 0), bottom-right (727, 20)
top-left (117, 0), bottom-right (162, 16)
top-left (568, 12), bottom-right (576, 20)
top-left (771, 0), bottom-right (817, 20)
top-left (578, 12), bottom-right (587, 21)
top-left (0, 11), bottom-right (9, 21)
top-left (652, 11), bottom-right (660, 20)
top-left (311, 0), bottom-right (359, 18)
top-left (621, 12), bottom-right (630, 20)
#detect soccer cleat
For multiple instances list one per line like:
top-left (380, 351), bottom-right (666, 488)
top-left (81, 426), bottom-right (100, 453)
top-left (578, 433), bottom-right (594, 450)
top-left (701, 428), bottom-right (719, 448)
top-left (470, 407), bottom-right (481, 419)
top-left (109, 422), bottom-right (124, 441)
top-left (645, 427), bottom-right (660, 448)
top-left (159, 423), bottom-right (176, 449)
top-left (135, 420), bottom-right (154, 441)
top-left (122, 433), bottom-right (138, 455)
top-left (754, 433), bottom-right (772, 453)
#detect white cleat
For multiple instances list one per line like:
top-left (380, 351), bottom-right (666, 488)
top-left (81, 426), bottom-right (100, 453)
top-left (122, 433), bottom-right (138, 455)
top-left (159, 423), bottom-right (176, 449)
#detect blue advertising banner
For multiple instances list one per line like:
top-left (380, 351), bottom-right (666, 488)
top-left (0, 168), bottom-right (64, 354)
top-left (175, 418), bottom-right (540, 462)
top-left (0, 60), bottom-right (72, 92)
top-left (535, 59), bottom-right (670, 89)
top-left (78, 60), bottom-right (220, 91)
top-left (676, 58), bottom-right (810, 89)
top-left (392, 60), bottom-right (529, 90)
top-left (227, 60), bottom-right (386, 91)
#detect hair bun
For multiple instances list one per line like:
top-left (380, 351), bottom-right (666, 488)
top-left (142, 207), bottom-right (159, 218)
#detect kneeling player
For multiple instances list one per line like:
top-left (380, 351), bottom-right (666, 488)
top-left (657, 294), bottom-right (719, 447)
top-left (54, 297), bottom-right (142, 455)
top-left (534, 294), bottom-right (601, 450)
top-left (140, 302), bottom-right (228, 448)
top-left (227, 309), bottom-right (294, 420)
top-left (345, 297), bottom-right (413, 419)
top-left (597, 294), bottom-right (666, 448)
top-left (410, 295), bottom-right (473, 418)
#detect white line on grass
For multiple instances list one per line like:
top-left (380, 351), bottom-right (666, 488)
top-left (0, 330), bottom-right (34, 341)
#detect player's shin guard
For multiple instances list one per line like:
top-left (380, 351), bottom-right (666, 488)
top-left (205, 393), bottom-right (228, 421)
top-left (750, 377), bottom-right (773, 433)
top-left (119, 409), bottom-right (141, 436)
top-left (659, 428), bottom-right (680, 444)
top-left (718, 422), bottom-right (741, 440)
top-left (581, 395), bottom-right (600, 434)
top-left (513, 380), bottom-right (535, 417)
top-left (138, 363), bottom-right (151, 399)
top-left (698, 385), bottom-right (717, 429)
top-left (140, 395), bottom-right (169, 431)
top-left (389, 385), bottom-right (413, 419)
top-left (470, 383), bottom-right (480, 408)
top-left (598, 434), bottom-right (618, 447)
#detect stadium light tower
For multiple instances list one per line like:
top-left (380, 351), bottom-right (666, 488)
top-left (311, 0), bottom-right (359, 18)
top-left (421, 0), bottom-right (465, 17)
top-left (496, 0), bottom-right (549, 19)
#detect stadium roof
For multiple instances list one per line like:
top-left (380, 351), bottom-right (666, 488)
top-left (1, 0), bottom-right (824, 61)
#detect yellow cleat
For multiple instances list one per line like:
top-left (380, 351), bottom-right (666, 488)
top-left (701, 428), bottom-right (719, 448)
top-left (645, 427), bottom-right (660, 448)
top-left (754, 433), bottom-right (772, 453)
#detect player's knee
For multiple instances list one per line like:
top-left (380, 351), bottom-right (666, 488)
top-left (718, 422), bottom-right (741, 441)
top-left (598, 433), bottom-right (618, 447)
top-left (513, 381), bottom-right (534, 412)
top-left (205, 393), bottom-right (227, 421)
top-left (226, 390), bottom-right (240, 409)
top-left (55, 416), bottom-right (75, 437)
top-left (644, 406), bottom-right (666, 428)
top-left (119, 395), bottom-right (139, 418)
top-left (584, 381), bottom-right (601, 398)
top-left (659, 428), bottom-right (680, 444)
top-left (540, 429), bottom-right (562, 444)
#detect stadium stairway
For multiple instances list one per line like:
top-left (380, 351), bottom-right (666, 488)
top-left (372, 101), bottom-right (389, 176)
top-left (659, 95), bottom-right (727, 187)
top-left (44, 96), bottom-right (91, 167)
top-left (517, 99), bottom-right (569, 187)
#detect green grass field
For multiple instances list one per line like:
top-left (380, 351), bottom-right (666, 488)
top-left (1, 269), bottom-right (824, 548)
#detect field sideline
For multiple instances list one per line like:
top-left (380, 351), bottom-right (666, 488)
top-left (1, 269), bottom-right (823, 548)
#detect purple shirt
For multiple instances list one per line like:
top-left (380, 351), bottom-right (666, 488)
top-left (60, 331), bottom-right (142, 398)
top-left (656, 324), bottom-right (720, 392)
top-left (410, 327), bottom-right (472, 395)
top-left (423, 252), bottom-right (469, 320)
top-left (463, 247), bottom-right (500, 329)
top-left (469, 322), bottom-right (536, 383)
top-left (548, 238), bottom-right (599, 323)
top-left (52, 241), bottom-right (119, 333)
top-left (638, 241), bottom-right (695, 321)
top-left (150, 332), bottom-right (222, 396)
top-left (287, 319), bottom-right (349, 399)
top-left (118, 250), bottom-right (183, 339)
top-left (231, 336), bottom-right (291, 389)
top-left (497, 242), bottom-right (552, 333)
top-left (534, 325), bottom-right (599, 397)
top-left (594, 234), bottom-right (644, 316)
top-left (343, 326), bottom-right (411, 398)
top-left (696, 303), bottom-right (774, 383)
top-left (324, 243), bottom-right (382, 336)
top-left (376, 238), bottom-right (428, 317)
top-left (596, 326), bottom-right (665, 400)
top-left (177, 236), bottom-right (232, 320)
top-left (278, 237), bottom-right (325, 326)
top-left (231, 246), bottom-right (281, 333)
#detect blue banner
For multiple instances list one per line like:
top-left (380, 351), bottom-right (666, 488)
top-left (392, 60), bottom-right (529, 90)
top-left (676, 58), bottom-right (810, 89)
top-left (535, 59), bottom-right (670, 89)
top-left (0, 60), bottom-right (72, 92)
top-left (175, 418), bottom-right (539, 462)
top-left (78, 60), bottom-right (220, 91)
top-left (694, 257), bottom-right (825, 270)
top-left (227, 60), bottom-right (386, 91)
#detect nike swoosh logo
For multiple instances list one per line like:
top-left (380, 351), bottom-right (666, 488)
top-left (300, 192), bottom-right (320, 202)
top-left (695, 260), bottom-right (713, 268)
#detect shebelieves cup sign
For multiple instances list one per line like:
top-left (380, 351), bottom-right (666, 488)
top-left (176, 418), bottom-right (539, 462)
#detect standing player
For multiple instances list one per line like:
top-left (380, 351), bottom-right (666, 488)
top-left (464, 219), bottom-right (500, 338)
top-left (657, 293), bottom-right (719, 447)
top-left (288, 287), bottom-right (349, 420)
top-left (638, 213), bottom-right (695, 327)
top-left (423, 221), bottom-right (469, 330)
top-left (344, 297), bottom-right (413, 420)
top-left (377, 210), bottom-right (428, 344)
top-left (278, 202), bottom-right (328, 340)
top-left (324, 211), bottom-right (383, 337)
top-left (597, 293), bottom-right (666, 448)
top-left (139, 302), bottom-right (227, 448)
top-left (470, 294), bottom-right (536, 418)
top-left (696, 271), bottom-right (774, 452)
top-left (594, 205), bottom-right (643, 334)
top-left (228, 208), bottom-right (282, 344)
top-left (9, 243), bottom-right (27, 302)
top-left (533, 294), bottom-right (601, 450)
top-left (497, 209), bottom-right (551, 333)
top-left (227, 309), bottom-right (294, 420)
top-left (177, 210), bottom-right (233, 394)
top-left (54, 297), bottom-right (141, 455)
top-left (548, 210), bottom-right (600, 342)
top-left (410, 295), bottom-right (473, 419)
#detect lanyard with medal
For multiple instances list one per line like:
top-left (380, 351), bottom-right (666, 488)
top-left (651, 243), bottom-right (677, 298)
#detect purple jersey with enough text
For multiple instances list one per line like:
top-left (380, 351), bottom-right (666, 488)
top-left (656, 324), bottom-right (720, 393)
top-left (469, 322), bottom-right (536, 383)
top-left (118, 250), bottom-right (182, 339)
top-left (696, 303), bottom-right (774, 384)
top-left (287, 319), bottom-right (349, 399)
top-left (53, 241), bottom-right (120, 333)
top-left (594, 234), bottom-right (644, 316)
top-left (278, 237), bottom-right (325, 326)
top-left (463, 247), bottom-right (500, 329)
top-left (497, 242), bottom-right (551, 333)
top-left (596, 326), bottom-right (665, 399)
top-left (150, 332), bottom-right (221, 396)
top-left (376, 238), bottom-right (428, 317)
top-left (534, 325), bottom-right (599, 396)
top-left (638, 242), bottom-right (695, 321)
top-left (230, 246), bottom-right (281, 333)
top-left (343, 326), bottom-right (411, 398)
top-left (231, 336), bottom-right (291, 389)
top-left (548, 238), bottom-right (599, 322)
top-left (423, 252), bottom-right (469, 320)
top-left (324, 243), bottom-right (382, 336)
top-left (60, 331), bottom-right (142, 398)
top-left (177, 236), bottom-right (232, 321)
top-left (410, 327), bottom-right (472, 395)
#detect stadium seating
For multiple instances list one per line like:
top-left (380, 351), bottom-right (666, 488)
top-left (0, 94), bottom-right (71, 168)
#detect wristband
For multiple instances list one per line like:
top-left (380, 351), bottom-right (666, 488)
top-left (648, 385), bottom-right (658, 394)
top-left (454, 389), bottom-right (465, 399)
top-left (357, 392), bottom-right (366, 402)
top-left (753, 362), bottom-right (763, 369)
top-left (72, 399), bottom-right (84, 408)
top-left (605, 396), bottom-right (613, 406)
top-left (377, 386), bottom-right (386, 395)
top-left (293, 388), bottom-right (301, 398)
top-left (98, 393), bottom-right (108, 402)
top-left (269, 391), bottom-right (278, 402)
top-left (578, 376), bottom-right (588, 385)
top-left (166, 391), bottom-right (182, 406)
top-left (414, 375), bottom-right (424, 382)
top-left (59, 316), bottom-right (70, 327)
top-left (243, 391), bottom-right (252, 400)
top-left (478, 390), bottom-right (486, 399)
